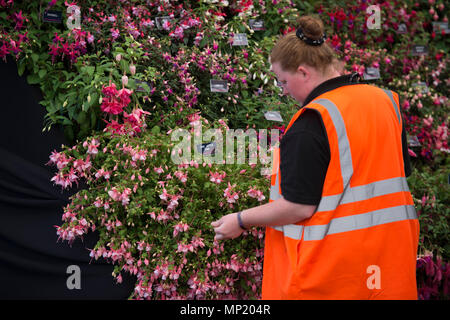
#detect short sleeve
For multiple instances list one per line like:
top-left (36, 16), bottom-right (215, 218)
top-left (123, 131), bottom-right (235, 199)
top-left (279, 109), bottom-right (330, 205)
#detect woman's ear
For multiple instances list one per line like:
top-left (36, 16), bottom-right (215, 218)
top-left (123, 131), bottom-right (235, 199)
top-left (296, 65), bottom-right (308, 79)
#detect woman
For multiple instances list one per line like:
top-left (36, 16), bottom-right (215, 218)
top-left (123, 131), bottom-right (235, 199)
top-left (211, 15), bottom-right (419, 299)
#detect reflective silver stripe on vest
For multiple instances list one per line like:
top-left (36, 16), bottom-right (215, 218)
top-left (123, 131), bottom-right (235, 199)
top-left (273, 224), bottom-right (303, 240)
top-left (269, 170), bottom-right (282, 201)
top-left (303, 204), bottom-right (417, 241)
top-left (317, 176), bottom-right (410, 212)
top-left (382, 89), bottom-right (401, 124)
top-left (269, 97), bottom-right (416, 241)
top-left (313, 99), bottom-right (354, 188)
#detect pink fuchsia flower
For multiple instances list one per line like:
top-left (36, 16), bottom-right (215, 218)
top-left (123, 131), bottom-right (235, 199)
top-left (120, 188), bottom-right (132, 206)
top-left (408, 148), bottom-right (418, 157)
top-left (108, 187), bottom-right (121, 201)
top-left (247, 187), bottom-right (265, 202)
top-left (122, 75), bottom-right (128, 86)
top-left (110, 28), bottom-right (120, 40)
top-left (95, 168), bottom-right (111, 180)
top-left (173, 222), bottom-right (189, 237)
top-left (157, 209), bottom-right (171, 223)
top-left (154, 166), bottom-right (164, 174)
top-left (159, 188), bottom-right (169, 201)
top-left (209, 171), bottom-right (226, 184)
top-left (83, 138), bottom-right (100, 155)
top-left (87, 32), bottom-right (94, 44)
top-left (224, 182), bottom-right (239, 205)
top-left (131, 149), bottom-right (147, 162)
top-left (174, 171), bottom-right (188, 183)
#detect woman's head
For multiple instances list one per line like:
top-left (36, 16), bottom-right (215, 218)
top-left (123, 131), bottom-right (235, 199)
top-left (270, 15), bottom-right (339, 104)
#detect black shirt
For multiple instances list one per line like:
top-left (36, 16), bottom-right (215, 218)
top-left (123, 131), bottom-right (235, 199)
top-left (279, 74), bottom-right (411, 205)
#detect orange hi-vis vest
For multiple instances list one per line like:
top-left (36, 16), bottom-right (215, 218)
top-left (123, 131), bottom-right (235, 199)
top-left (262, 84), bottom-right (420, 300)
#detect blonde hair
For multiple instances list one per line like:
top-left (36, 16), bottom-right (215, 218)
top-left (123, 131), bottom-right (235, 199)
top-left (270, 15), bottom-right (336, 75)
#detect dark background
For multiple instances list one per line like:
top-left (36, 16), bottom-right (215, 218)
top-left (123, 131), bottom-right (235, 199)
top-left (0, 57), bottom-right (135, 299)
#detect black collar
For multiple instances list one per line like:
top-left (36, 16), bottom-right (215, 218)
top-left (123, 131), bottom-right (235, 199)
top-left (302, 73), bottom-right (363, 107)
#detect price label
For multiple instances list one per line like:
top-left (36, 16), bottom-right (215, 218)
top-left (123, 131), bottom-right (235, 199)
top-left (408, 136), bottom-right (421, 147)
top-left (210, 79), bottom-right (228, 93)
top-left (412, 82), bottom-right (429, 94)
top-left (411, 45), bottom-right (428, 56)
top-left (432, 22), bottom-right (449, 34)
top-left (232, 33), bottom-right (248, 46)
top-left (43, 10), bottom-right (62, 23)
top-left (264, 111), bottom-right (283, 122)
top-left (134, 80), bottom-right (152, 92)
top-left (396, 23), bottom-right (407, 34)
top-left (363, 67), bottom-right (381, 80)
top-left (249, 19), bottom-right (265, 31)
top-left (197, 142), bottom-right (216, 156)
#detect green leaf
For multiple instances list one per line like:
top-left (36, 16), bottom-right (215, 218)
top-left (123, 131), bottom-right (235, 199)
top-left (151, 125), bottom-right (161, 135)
top-left (77, 111), bottom-right (87, 125)
top-left (17, 61), bottom-right (26, 76)
top-left (31, 53), bottom-right (39, 63)
top-left (38, 69), bottom-right (47, 79)
top-left (82, 66), bottom-right (95, 77)
top-left (27, 74), bottom-right (40, 85)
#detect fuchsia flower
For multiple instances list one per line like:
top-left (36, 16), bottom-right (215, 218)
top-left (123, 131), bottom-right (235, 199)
top-left (247, 187), bottom-right (265, 202)
top-left (83, 138), bottom-right (100, 155)
top-left (110, 28), bottom-right (120, 40)
top-left (173, 222), bottom-right (189, 237)
top-left (209, 171), bottom-right (226, 184)
top-left (108, 187), bottom-right (132, 206)
top-left (224, 182), bottom-right (239, 206)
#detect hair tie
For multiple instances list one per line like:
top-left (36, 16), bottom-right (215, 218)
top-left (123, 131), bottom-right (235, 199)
top-left (296, 27), bottom-right (327, 46)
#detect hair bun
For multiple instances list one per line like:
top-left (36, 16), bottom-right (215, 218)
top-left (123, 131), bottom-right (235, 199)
top-left (297, 16), bottom-right (324, 41)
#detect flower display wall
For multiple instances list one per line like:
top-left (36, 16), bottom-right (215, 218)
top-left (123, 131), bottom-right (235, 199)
top-left (1, 0), bottom-right (448, 299)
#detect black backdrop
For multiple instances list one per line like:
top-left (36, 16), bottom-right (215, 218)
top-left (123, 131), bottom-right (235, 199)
top-left (0, 57), bottom-right (135, 299)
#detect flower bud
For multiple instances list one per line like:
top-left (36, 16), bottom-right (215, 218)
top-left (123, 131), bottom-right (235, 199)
top-left (116, 54), bottom-right (122, 62)
top-left (129, 64), bottom-right (136, 75)
top-left (122, 75), bottom-right (128, 86)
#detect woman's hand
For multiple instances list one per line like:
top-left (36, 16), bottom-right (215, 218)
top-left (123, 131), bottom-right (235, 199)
top-left (211, 212), bottom-right (244, 240)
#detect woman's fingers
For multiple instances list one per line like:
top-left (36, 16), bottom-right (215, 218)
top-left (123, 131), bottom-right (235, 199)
top-left (211, 218), bottom-right (222, 228)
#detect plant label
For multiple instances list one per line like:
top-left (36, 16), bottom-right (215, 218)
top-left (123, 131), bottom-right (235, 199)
top-left (249, 19), bottom-right (265, 31)
top-left (411, 45), bottom-right (428, 56)
top-left (412, 82), bottom-right (429, 94)
top-left (264, 111), bottom-right (283, 122)
top-left (432, 22), bottom-right (450, 34)
top-left (197, 142), bottom-right (216, 156)
top-left (210, 79), bottom-right (228, 93)
top-left (396, 23), bottom-right (407, 34)
top-left (134, 80), bottom-right (152, 92)
top-left (363, 67), bottom-right (381, 80)
top-left (408, 135), bottom-right (421, 147)
top-left (232, 33), bottom-right (248, 46)
top-left (43, 10), bottom-right (63, 23)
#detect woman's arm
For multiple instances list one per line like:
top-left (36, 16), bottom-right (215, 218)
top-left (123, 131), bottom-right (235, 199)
top-left (211, 197), bottom-right (317, 240)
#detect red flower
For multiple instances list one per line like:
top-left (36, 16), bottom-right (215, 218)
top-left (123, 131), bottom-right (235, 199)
top-left (102, 83), bottom-right (119, 97)
top-left (100, 99), bottom-right (123, 115)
